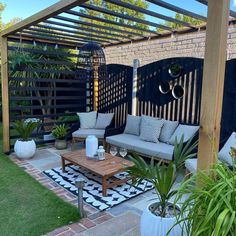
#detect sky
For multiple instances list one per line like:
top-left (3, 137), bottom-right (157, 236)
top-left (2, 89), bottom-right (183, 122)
top-left (2, 0), bottom-right (236, 24)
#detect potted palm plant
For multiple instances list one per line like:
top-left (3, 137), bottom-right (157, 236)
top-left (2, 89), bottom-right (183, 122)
top-left (13, 120), bottom-right (39, 159)
top-left (127, 136), bottom-right (197, 236)
top-left (172, 152), bottom-right (236, 236)
top-left (52, 124), bottom-right (68, 150)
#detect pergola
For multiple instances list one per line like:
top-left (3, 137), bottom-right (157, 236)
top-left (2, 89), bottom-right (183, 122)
top-left (0, 0), bottom-right (232, 171)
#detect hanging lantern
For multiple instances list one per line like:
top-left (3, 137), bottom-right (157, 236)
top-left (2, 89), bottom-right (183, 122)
top-left (77, 42), bottom-right (106, 80)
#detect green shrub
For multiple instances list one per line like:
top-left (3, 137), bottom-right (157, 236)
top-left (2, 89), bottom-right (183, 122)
top-left (13, 120), bottom-right (39, 141)
top-left (52, 124), bottom-right (68, 140)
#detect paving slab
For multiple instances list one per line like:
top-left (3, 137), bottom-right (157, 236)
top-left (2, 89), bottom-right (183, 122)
top-left (76, 212), bottom-right (140, 236)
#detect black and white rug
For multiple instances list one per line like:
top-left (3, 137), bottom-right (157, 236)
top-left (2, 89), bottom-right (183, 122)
top-left (43, 165), bottom-right (153, 211)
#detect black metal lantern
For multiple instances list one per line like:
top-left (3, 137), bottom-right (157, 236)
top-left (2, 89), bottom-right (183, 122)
top-left (77, 42), bottom-right (107, 81)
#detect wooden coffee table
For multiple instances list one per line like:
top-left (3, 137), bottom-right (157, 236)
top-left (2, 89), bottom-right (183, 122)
top-left (61, 149), bottom-right (134, 196)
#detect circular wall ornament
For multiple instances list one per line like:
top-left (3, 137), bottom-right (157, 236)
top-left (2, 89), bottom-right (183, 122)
top-left (172, 85), bottom-right (184, 99)
top-left (168, 63), bottom-right (182, 78)
top-left (159, 81), bottom-right (171, 94)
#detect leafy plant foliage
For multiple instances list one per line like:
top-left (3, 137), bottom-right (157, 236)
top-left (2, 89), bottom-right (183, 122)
top-left (13, 120), bottom-right (39, 141)
top-left (52, 124), bottom-right (68, 140)
top-left (127, 135), bottom-right (198, 218)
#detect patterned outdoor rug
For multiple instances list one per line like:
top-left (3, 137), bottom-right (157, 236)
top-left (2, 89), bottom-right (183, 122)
top-left (43, 165), bottom-right (153, 211)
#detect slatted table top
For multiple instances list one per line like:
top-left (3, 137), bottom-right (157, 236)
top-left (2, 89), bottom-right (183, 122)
top-left (61, 149), bottom-right (134, 177)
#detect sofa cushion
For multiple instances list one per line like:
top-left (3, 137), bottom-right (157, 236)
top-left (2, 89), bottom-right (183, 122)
top-left (106, 134), bottom-right (174, 161)
top-left (140, 115), bottom-right (164, 143)
top-left (169, 124), bottom-right (199, 145)
top-left (218, 132), bottom-right (236, 166)
top-left (72, 129), bottom-right (105, 139)
top-left (124, 115), bottom-right (141, 136)
top-left (159, 120), bottom-right (179, 143)
top-left (95, 113), bottom-right (114, 129)
top-left (185, 159), bottom-right (198, 174)
top-left (77, 111), bottom-right (97, 129)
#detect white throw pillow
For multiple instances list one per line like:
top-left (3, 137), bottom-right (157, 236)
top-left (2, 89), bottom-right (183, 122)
top-left (218, 132), bottom-right (236, 166)
top-left (140, 115), bottom-right (164, 143)
top-left (124, 115), bottom-right (141, 136)
top-left (159, 120), bottom-right (179, 143)
top-left (77, 111), bottom-right (97, 129)
top-left (95, 113), bottom-right (114, 129)
top-left (169, 124), bottom-right (199, 145)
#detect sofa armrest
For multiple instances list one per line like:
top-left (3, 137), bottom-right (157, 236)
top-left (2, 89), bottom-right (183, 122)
top-left (105, 124), bottom-right (126, 138)
top-left (67, 121), bottom-right (80, 140)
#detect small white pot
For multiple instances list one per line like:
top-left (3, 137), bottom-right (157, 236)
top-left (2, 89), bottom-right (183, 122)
top-left (14, 139), bottom-right (36, 159)
top-left (140, 203), bottom-right (183, 236)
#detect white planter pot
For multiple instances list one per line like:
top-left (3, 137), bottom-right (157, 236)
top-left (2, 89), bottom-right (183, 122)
top-left (14, 139), bottom-right (36, 159)
top-left (140, 203), bottom-right (183, 236)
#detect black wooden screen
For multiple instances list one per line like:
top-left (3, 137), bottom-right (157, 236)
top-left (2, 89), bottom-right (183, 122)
top-left (98, 64), bottom-right (133, 127)
top-left (8, 39), bottom-right (89, 149)
top-left (137, 57), bottom-right (204, 125)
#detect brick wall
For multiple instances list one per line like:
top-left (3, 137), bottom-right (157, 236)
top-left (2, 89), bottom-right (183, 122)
top-left (104, 24), bottom-right (236, 66)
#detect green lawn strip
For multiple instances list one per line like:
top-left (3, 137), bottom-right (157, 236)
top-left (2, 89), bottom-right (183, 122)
top-left (0, 154), bottom-right (80, 236)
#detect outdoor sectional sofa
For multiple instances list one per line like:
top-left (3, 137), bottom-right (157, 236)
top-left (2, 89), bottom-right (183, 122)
top-left (185, 132), bottom-right (236, 174)
top-left (106, 114), bottom-right (199, 163)
top-left (69, 111), bottom-right (115, 147)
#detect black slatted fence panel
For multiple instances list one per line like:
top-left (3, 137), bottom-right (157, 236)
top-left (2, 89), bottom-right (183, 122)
top-left (8, 39), bottom-right (89, 148)
top-left (137, 57), bottom-right (204, 125)
top-left (98, 64), bottom-right (133, 127)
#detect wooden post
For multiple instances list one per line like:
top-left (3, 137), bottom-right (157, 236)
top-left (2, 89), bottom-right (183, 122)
top-left (1, 36), bottom-right (10, 153)
top-left (197, 0), bottom-right (230, 171)
top-left (132, 59), bottom-right (140, 116)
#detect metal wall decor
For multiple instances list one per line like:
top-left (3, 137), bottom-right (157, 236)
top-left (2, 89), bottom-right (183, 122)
top-left (172, 84), bottom-right (184, 99)
top-left (159, 80), bottom-right (171, 94)
top-left (168, 63), bottom-right (182, 78)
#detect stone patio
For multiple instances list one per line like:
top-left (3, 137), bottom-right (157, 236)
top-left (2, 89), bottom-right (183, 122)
top-left (10, 143), bottom-right (184, 236)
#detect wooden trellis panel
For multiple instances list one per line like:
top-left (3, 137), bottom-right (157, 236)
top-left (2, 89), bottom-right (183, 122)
top-left (137, 57), bottom-right (204, 125)
top-left (8, 39), bottom-right (89, 149)
top-left (98, 64), bottom-right (133, 127)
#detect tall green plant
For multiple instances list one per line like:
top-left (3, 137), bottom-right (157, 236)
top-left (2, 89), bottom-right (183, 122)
top-left (173, 162), bottom-right (236, 236)
top-left (13, 120), bottom-right (39, 141)
top-left (127, 135), bottom-right (198, 218)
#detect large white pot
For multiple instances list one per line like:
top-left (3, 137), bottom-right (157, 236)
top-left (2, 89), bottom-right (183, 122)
top-left (14, 139), bottom-right (36, 159)
top-left (140, 203), bottom-right (183, 236)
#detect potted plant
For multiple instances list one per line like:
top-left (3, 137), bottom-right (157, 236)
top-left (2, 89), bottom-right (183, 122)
top-left (52, 124), bottom-right (68, 150)
top-left (172, 150), bottom-right (236, 236)
top-left (9, 51), bottom-right (33, 71)
top-left (13, 120), bottom-right (39, 159)
top-left (127, 136), bottom-right (198, 236)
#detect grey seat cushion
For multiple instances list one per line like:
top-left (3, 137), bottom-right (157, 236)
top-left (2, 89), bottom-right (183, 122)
top-left (185, 159), bottom-right (198, 174)
top-left (159, 120), bottom-right (179, 143)
top-left (124, 115), bottom-right (141, 136)
top-left (72, 129), bottom-right (105, 139)
top-left (218, 132), bottom-right (236, 166)
top-left (106, 134), bottom-right (174, 161)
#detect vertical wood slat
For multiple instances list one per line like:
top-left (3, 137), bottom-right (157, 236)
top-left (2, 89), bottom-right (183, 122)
top-left (1, 36), bottom-right (10, 153)
top-left (197, 0), bottom-right (230, 171)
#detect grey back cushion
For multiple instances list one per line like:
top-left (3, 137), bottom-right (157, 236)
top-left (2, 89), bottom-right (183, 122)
top-left (124, 115), bottom-right (141, 136)
top-left (95, 113), bottom-right (114, 129)
top-left (218, 132), bottom-right (236, 166)
top-left (169, 124), bottom-right (199, 145)
top-left (77, 111), bottom-right (97, 129)
top-left (159, 120), bottom-right (179, 143)
top-left (140, 115), bottom-right (164, 143)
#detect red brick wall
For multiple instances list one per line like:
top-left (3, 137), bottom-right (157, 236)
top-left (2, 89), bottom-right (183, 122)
top-left (104, 24), bottom-right (236, 66)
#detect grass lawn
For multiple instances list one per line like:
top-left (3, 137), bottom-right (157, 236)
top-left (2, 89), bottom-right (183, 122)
top-left (0, 127), bottom-right (80, 236)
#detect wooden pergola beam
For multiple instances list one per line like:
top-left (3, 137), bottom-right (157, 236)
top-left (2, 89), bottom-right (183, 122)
top-left (1, 37), bottom-right (10, 153)
top-left (1, 0), bottom-right (88, 37)
top-left (197, 0), bottom-right (230, 171)
top-left (147, 0), bottom-right (207, 21)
